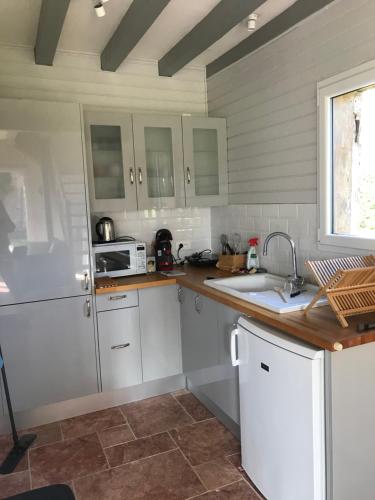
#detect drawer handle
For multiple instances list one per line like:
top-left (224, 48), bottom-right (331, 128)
top-left (111, 343), bottom-right (130, 350)
top-left (109, 294), bottom-right (127, 301)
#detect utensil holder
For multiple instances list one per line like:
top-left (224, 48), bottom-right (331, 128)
top-left (216, 254), bottom-right (246, 272)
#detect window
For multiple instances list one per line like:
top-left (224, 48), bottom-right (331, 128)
top-left (318, 61), bottom-right (375, 250)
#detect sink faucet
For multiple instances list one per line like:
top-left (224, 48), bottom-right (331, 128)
top-left (262, 232), bottom-right (304, 295)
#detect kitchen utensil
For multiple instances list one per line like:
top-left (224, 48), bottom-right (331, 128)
top-left (274, 287), bottom-right (288, 303)
top-left (220, 234), bottom-right (228, 255)
top-left (232, 233), bottom-right (241, 254)
top-left (96, 217), bottom-right (115, 242)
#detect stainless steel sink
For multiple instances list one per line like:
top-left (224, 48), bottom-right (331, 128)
top-left (204, 273), bottom-right (327, 313)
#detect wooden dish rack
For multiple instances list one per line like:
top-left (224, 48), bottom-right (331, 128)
top-left (304, 255), bottom-right (375, 327)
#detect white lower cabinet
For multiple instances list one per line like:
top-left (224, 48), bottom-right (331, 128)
top-left (139, 285), bottom-right (182, 382)
top-left (96, 284), bottom-right (182, 390)
top-left (0, 296), bottom-right (98, 413)
top-left (97, 306), bottom-right (142, 391)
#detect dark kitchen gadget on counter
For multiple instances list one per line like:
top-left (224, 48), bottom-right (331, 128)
top-left (185, 249), bottom-right (218, 267)
top-left (155, 228), bottom-right (173, 271)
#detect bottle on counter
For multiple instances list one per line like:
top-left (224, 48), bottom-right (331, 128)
top-left (246, 237), bottom-right (259, 270)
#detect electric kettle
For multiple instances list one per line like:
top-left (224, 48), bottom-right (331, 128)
top-left (96, 217), bottom-right (115, 242)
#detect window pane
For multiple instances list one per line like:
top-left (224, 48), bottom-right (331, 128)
top-left (332, 85), bottom-right (375, 238)
top-left (144, 127), bottom-right (175, 198)
top-left (193, 128), bottom-right (219, 196)
top-left (90, 125), bottom-right (125, 200)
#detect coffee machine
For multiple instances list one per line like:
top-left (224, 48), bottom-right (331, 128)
top-left (155, 229), bottom-right (173, 271)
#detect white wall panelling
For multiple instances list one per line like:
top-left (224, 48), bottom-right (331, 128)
top-left (207, 0), bottom-right (375, 204)
top-left (0, 46), bottom-right (207, 114)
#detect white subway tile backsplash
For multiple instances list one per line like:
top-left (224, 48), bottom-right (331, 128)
top-left (262, 205), bottom-right (279, 217)
top-left (269, 217), bottom-right (288, 233)
top-left (92, 207), bottom-right (211, 257)
top-left (210, 203), bottom-right (362, 279)
top-left (246, 205), bottom-right (263, 217)
top-left (279, 205), bottom-right (298, 218)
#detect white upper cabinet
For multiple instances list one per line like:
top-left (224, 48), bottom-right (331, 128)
top-left (85, 111), bottom-right (137, 212)
top-left (182, 116), bottom-right (228, 207)
top-left (132, 114), bottom-right (185, 209)
top-left (84, 111), bottom-right (228, 210)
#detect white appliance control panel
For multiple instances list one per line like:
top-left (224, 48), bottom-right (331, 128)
top-left (136, 243), bottom-right (147, 273)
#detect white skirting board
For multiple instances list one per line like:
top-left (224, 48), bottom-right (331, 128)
top-left (0, 374), bottom-right (186, 434)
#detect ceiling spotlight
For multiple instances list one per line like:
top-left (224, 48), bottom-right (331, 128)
top-left (101, 0), bottom-right (109, 3)
top-left (94, 2), bottom-right (106, 17)
top-left (247, 13), bottom-right (258, 32)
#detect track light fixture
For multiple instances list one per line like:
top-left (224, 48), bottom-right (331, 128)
top-left (247, 13), bottom-right (258, 32)
top-left (94, 0), bottom-right (109, 18)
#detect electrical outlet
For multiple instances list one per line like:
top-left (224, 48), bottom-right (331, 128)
top-left (176, 241), bottom-right (191, 251)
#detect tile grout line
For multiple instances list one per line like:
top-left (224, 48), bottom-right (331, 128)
top-left (167, 430), bottom-right (208, 493)
top-left (118, 406), bottom-right (139, 440)
top-left (170, 392), bottom-right (197, 424)
top-left (98, 423), bottom-right (135, 448)
top-left (97, 431), bottom-right (112, 472)
top-left (185, 478), bottom-right (250, 500)
top-left (73, 447), bottom-right (182, 486)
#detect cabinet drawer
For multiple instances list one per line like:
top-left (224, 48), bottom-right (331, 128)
top-left (97, 307), bottom-right (142, 391)
top-left (96, 290), bottom-right (138, 311)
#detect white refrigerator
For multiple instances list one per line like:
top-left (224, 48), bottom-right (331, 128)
top-left (0, 99), bottom-right (98, 413)
top-left (231, 316), bottom-right (325, 500)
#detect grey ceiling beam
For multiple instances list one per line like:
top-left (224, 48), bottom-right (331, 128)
top-left (206, 0), bottom-right (335, 77)
top-left (34, 0), bottom-right (70, 66)
top-left (101, 0), bottom-right (170, 72)
top-left (158, 0), bottom-right (267, 77)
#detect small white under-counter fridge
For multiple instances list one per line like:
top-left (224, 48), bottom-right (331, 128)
top-left (231, 317), bottom-right (325, 500)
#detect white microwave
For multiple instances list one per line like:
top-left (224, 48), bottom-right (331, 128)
top-left (93, 241), bottom-right (146, 278)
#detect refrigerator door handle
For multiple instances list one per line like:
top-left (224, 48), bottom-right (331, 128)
top-left (85, 298), bottom-right (91, 317)
top-left (83, 272), bottom-right (90, 291)
top-left (230, 328), bottom-right (239, 366)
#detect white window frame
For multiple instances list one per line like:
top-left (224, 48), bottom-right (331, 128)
top-left (318, 60), bottom-right (375, 251)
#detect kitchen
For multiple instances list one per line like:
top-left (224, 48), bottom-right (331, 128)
top-left (1, 0), bottom-right (375, 499)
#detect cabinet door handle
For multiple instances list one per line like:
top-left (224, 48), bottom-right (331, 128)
top-left (85, 298), bottom-right (91, 317)
top-left (111, 343), bottom-right (130, 350)
top-left (109, 294), bottom-right (127, 301)
top-left (186, 166), bottom-right (191, 184)
top-left (194, 295), bottom-right (202, 313)
top-left (83, 272), bottom-right (90, 291)
top-left (138, 168), bottom-right (143, 184)
top-left (230, 328), bottom-right (239, 366)
top-left (177, 287), bottom-right (184, 303)
top-left (130, 168), bottom-right (135, 185)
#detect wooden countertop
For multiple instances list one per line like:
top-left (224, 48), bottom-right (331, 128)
top-left (95, 266), bottom-right (375, 352)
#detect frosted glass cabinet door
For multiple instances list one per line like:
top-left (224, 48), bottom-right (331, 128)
top-left (183, 117), bottom-right (228, 207)
top-left (85, 111), bottom-right (137, 212)
top-left (0, 99), bottom-right (91, 306)
top-left (132, 115), bottom-right (185, 209)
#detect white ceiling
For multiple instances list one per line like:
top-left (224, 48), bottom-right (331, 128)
top-left (0, 0), bottom-right (297, 68)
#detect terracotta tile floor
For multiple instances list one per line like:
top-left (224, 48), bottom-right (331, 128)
top-left (0, 391), bottom-right (261, 500)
